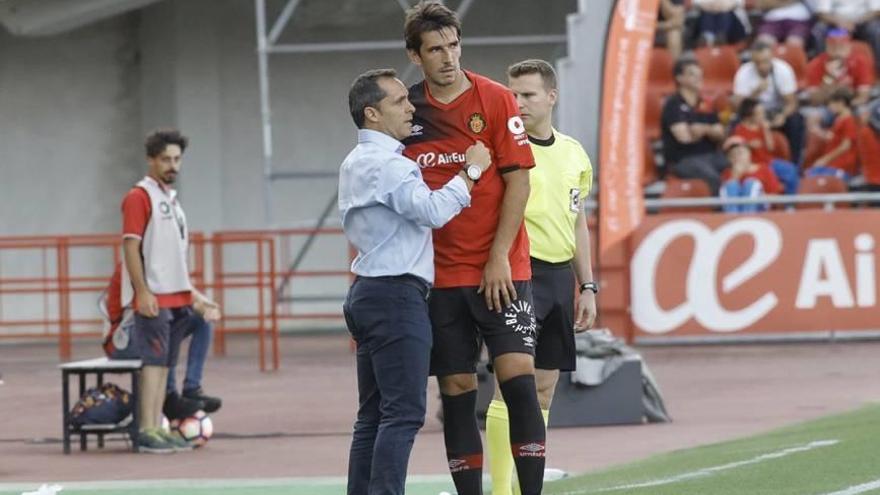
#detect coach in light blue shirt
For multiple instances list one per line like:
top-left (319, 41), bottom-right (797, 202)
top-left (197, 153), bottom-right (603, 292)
top-left (339, 68), bottom-right (490, 495)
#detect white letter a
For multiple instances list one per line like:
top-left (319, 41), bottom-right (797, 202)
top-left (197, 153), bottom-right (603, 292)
top-left (795, 239), bottom-right (855, 309)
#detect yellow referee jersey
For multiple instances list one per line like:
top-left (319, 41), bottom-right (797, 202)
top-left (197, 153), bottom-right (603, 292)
top-left (524, 129), bottom-right (593, 263)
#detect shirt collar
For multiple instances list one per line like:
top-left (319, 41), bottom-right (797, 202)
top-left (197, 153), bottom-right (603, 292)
top-left (143, 175), bottom-right (176, 199)
top-left (358, 129), bottom-right (405, 155)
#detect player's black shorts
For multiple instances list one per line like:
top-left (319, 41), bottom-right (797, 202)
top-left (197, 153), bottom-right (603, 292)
top-left (428, 281), bottom-right (536, 377)
top-left (531, 257), bottom-right (576, 371)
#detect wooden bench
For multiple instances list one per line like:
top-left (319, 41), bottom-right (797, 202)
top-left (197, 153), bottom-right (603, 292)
top-left (59, 357), bottom-right (142, 454)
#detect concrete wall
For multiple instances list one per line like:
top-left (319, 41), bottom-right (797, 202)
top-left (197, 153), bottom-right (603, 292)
top-left (0, 0), bottom-right (587, 330)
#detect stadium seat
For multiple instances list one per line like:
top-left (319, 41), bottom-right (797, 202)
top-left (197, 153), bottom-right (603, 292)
top-left (773, 44), bottom-right (807, 88)
top-left (649, 47), bottom-right (676, 95)
top-left (643, 139), bottom-right (658, 186)
top-left (660, 178), bottom-right (713, 213)
top-left (797, 175), bottom-right (849, 209)
top-left (857, 126), bottom-right (880, 187)
top-left (644, 89), bottom-right (667, 141)
top-left (802, 132), bottom-right (828, 169)
top-left (694, 45), bottom-right (740, 94)
top-left (772, 131), bottom-right (791, 162)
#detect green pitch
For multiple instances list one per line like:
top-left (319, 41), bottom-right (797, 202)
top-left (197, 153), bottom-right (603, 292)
top-left (3, 404), bottom-right (879, 495)
top-left (544, 403), bottom-right (880, 495)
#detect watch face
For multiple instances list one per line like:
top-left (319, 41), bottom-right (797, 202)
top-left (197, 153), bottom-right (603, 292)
top-left (467, 165), bottom-right (482, 181)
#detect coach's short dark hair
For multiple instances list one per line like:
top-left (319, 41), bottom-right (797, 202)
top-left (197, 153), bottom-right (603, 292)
top-left (508, 59), bottom-right (558, 90)
top-left (145, 129), bottom-right (188, 158)
top-left (348, 68), bottom-right (397, 129)
top-left (404, 1), bottom-right (461, 53)
top-left (673, 57), bottom-right (700, 81)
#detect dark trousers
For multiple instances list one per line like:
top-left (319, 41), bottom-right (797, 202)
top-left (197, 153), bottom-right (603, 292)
top-left (698, 11), bottom-right (747, 45)
top-left (780, 111), bottom-right (806, 166)
top-left (670, 152), bottom-right (729, 195)
top-left (344, 276), bottom-right (432, 495)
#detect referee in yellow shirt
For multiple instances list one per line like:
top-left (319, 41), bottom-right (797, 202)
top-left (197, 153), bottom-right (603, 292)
top-left (486, 59), bottom-right (598, 495)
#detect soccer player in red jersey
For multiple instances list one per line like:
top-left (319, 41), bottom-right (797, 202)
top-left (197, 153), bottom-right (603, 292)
top-left (402, 3), bottom-right (545, 494)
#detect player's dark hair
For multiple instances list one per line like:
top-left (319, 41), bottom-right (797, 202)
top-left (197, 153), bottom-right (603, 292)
top-left (508, 59), bottom-right (558, 90)
top-left (144, 129), bottom-right (188, 158)
top-left (404, 1), bottom-right (461, 53)
top-left (348, 68), bottom-right (398, 129)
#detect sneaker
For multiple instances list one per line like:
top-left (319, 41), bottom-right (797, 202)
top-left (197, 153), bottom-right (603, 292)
top-left (163, 391), bottom-right (205, 420)
top-left (183, 387), bottom-right (222, 413)
top-left (137, 428), bottom-right (175, 454)
top-left (157, 429), bottom-right (194, 452)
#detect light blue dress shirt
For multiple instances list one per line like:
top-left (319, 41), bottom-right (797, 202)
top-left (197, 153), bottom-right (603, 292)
top-left (339, 129), bottom-right (471, 285)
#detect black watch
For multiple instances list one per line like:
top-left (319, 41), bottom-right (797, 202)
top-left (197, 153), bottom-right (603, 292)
top-left (579, 281), bottom-right (599, 294)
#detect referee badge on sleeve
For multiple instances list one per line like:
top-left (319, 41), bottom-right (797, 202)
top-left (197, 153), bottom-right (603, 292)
top-left (569, 188), bottom-right (581, 213)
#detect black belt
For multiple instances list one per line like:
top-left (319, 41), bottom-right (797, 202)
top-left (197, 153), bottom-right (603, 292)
top-left (356, 274), bottom-right (430, 300)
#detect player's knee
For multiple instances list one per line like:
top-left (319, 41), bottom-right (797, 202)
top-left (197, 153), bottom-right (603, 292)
top-left (439, 373), bottom-right (477, 396)
top-left (493, 352), bottom-right (535, 383)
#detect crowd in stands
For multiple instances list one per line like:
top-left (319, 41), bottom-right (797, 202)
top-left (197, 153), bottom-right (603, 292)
top-left (650, 0), bottom-right (880, 209)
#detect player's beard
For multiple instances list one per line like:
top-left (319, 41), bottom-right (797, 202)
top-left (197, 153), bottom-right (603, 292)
top-left (161, 171), bottom-right (177, 184)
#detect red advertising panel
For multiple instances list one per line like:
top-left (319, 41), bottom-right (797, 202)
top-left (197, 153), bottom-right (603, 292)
top-left (598, 0), bottom-right (658, 257)
top-left (630, 211), bottom-right (879, 340)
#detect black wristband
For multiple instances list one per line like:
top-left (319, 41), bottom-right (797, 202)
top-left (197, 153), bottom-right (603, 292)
top-left (579, 281), bottom-right (598, 294)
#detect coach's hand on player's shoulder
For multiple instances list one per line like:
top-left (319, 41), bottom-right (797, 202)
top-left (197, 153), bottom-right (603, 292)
top-left (465, 141), bottom-right (491, 172)
top-left (574, 291), bottom-right (596, 333)
top-left (478, 253), bottom-right (516, 312)
top-left (136, 290), bottom-right (159, 318)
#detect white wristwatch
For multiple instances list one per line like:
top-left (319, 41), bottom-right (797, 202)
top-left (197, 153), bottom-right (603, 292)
top-left (465, 164), bottom-right (482, 183)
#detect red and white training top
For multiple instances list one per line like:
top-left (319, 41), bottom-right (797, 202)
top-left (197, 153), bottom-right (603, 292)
top-left (120, 176), bottom-right (192, 309)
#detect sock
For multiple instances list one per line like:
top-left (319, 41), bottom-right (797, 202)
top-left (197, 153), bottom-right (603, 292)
top-left (500, 375), bottom-right (546, 495)
top-left (487, 399), bottom-right (514, 495)
top-left (487, 403), bottom-right (553, 495)
top-left (442, 391), bottom-right (483, 495)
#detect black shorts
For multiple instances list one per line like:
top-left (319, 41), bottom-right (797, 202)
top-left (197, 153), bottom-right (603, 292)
top-left (428, 281), bottom-right (536, 377)
top-left (531, 258), bottom-right (576, 371)
top-left (133, 306), bottom-right (196, 367)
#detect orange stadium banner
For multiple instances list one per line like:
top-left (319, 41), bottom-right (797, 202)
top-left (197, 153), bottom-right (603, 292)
top-left (598, 0), bottom-right (659, 257)
top-left (630, 211), bottom-right (880, 341)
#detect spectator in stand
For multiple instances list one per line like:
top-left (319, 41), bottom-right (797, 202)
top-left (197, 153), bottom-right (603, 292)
top-left (732, 98), bottom-right (800, 193)
top-left (813, 0), bottom-right (880, 71)
top-left (658, 0), bottom-right (686, 59)
top-left (807, 87), bottom-right (860, 180)
top-left (806, 29), bottom-right (875, 107)
top-left (732, 40), bottom-right (806, 164)
top-left (693, 0), bottom-right (751, 46)
top-left (720, 136), bottom-right (767, 213)
top-left (755, 0), bottom-right (815, 47)
top-left (857, 100), bottom-right (880, 194)
top-left (661, 58), bottom-right (729, 194)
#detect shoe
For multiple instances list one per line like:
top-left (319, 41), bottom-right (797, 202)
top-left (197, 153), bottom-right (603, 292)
top-left (544, 468), bottom-right (569, 481)
top-left (163, 391), bottom-right (205, 420)
top-left (183, 387), bottom-right (222, 413)
top-left (157, 428), bottom-right (194, 452)
top-left (137, 428), bottom-right (175, 454)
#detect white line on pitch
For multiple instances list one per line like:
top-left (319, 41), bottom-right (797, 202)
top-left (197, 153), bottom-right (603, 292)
top-left (821, 478), bottom-right (880, 495)
top-left (555, 439), bottom-right (839, 494)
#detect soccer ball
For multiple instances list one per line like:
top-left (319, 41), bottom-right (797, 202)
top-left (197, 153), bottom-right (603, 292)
top-left (169, 410), bottom-right (214, 447)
